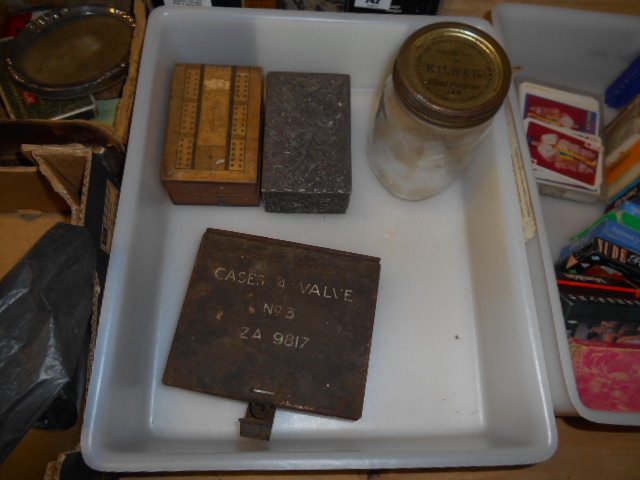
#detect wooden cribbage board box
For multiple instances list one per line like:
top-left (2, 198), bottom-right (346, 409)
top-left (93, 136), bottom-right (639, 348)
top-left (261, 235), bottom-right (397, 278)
top-left (161, 64), bottom-right (263, 206)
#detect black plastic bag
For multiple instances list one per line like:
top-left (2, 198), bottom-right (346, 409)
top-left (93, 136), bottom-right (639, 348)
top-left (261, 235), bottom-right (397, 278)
top-left (0, 223), bottom-right (96, 464)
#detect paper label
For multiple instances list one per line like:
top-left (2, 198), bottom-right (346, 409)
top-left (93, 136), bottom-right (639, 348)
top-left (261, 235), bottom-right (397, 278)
top-left (353, 0), bottom-right (393, 11)
top-left (164, 0), bottom-right (212, 6)
top-left (100, 180), bottom-right (119, 254)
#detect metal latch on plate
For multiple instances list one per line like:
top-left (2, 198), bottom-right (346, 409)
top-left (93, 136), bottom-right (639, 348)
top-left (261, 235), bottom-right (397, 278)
top-left (239, 402), bottom-right (277, 441)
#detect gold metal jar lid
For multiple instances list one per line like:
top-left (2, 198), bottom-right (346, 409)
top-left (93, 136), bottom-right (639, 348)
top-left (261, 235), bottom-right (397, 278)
top-left (393, 22), bottom-right (511, 129)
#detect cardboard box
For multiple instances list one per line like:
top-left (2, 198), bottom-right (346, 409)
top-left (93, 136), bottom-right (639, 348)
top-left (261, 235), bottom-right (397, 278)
top-left (0, 0), bottom-right (145, 475)
top-left (0, 119), bottom-right (125, 478)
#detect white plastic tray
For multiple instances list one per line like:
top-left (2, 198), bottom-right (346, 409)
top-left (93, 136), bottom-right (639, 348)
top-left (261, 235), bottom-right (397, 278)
top-left (493, 4), bottom-right (640, 426)
top-left (81, 7), bottom-right (556, 471)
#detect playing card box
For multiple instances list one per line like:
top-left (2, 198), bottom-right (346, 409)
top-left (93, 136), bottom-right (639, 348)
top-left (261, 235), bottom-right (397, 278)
top-left (524, 118), bottom-right (602, 192)
top-left (518, 79), bottom-right (604, 201)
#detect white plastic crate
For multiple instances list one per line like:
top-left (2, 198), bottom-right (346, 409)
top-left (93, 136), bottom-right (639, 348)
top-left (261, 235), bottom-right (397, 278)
top-left (493, 4), bottom-right (640, 426)
top-left (81, 6), bottom-right (556, 471)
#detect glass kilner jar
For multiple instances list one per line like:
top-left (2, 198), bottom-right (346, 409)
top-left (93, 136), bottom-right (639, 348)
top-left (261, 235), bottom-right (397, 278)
top-left (368, 22), bottom-right (511, 200)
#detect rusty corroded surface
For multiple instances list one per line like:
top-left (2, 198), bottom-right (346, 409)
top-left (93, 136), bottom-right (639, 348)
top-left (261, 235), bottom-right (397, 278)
top-left (239, 402), bottom-right (277, 441)
top-left (163, 228), bottom-right (380, 430)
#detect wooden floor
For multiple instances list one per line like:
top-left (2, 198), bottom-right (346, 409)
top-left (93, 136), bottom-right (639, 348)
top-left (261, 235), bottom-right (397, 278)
top-left (439, 0), bottom-right (640, 18)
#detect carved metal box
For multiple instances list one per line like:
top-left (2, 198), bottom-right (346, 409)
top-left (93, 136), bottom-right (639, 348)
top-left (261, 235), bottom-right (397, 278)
top-left (161, 64), bottom-right (263, 206)
top-left (261, 72), bottom-right (351, 213)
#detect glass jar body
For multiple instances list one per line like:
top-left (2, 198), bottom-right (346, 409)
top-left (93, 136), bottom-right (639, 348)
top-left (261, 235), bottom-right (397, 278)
top-left (368, 76), bottom-right (494, 201)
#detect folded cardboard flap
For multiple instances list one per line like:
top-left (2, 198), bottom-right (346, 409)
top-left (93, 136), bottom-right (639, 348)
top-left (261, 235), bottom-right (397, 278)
top-left (21, 144), bottom-right (93, 225)
top-left (0, 120), bottom-right (125, 178)
top-left (0, 120), bottom-right (124, 218)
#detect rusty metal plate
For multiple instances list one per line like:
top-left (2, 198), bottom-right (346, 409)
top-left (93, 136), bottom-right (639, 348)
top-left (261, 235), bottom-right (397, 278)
top-left (163, 228), bottom-right (381, 421)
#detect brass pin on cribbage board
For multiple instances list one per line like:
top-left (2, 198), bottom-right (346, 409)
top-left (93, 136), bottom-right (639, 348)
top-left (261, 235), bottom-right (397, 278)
top-left (163, 229), bottom-right (381, 441)
top-left (161, 64), bottom-right (262, 206)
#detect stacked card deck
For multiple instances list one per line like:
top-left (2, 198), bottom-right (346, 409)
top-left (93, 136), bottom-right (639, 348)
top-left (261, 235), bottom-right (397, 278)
top-left (518, 80), bottom-right (604, 202)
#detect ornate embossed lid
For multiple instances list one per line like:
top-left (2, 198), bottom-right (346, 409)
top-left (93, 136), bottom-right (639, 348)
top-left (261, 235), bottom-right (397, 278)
top-left (393, 22), bottom-right (511, 129)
